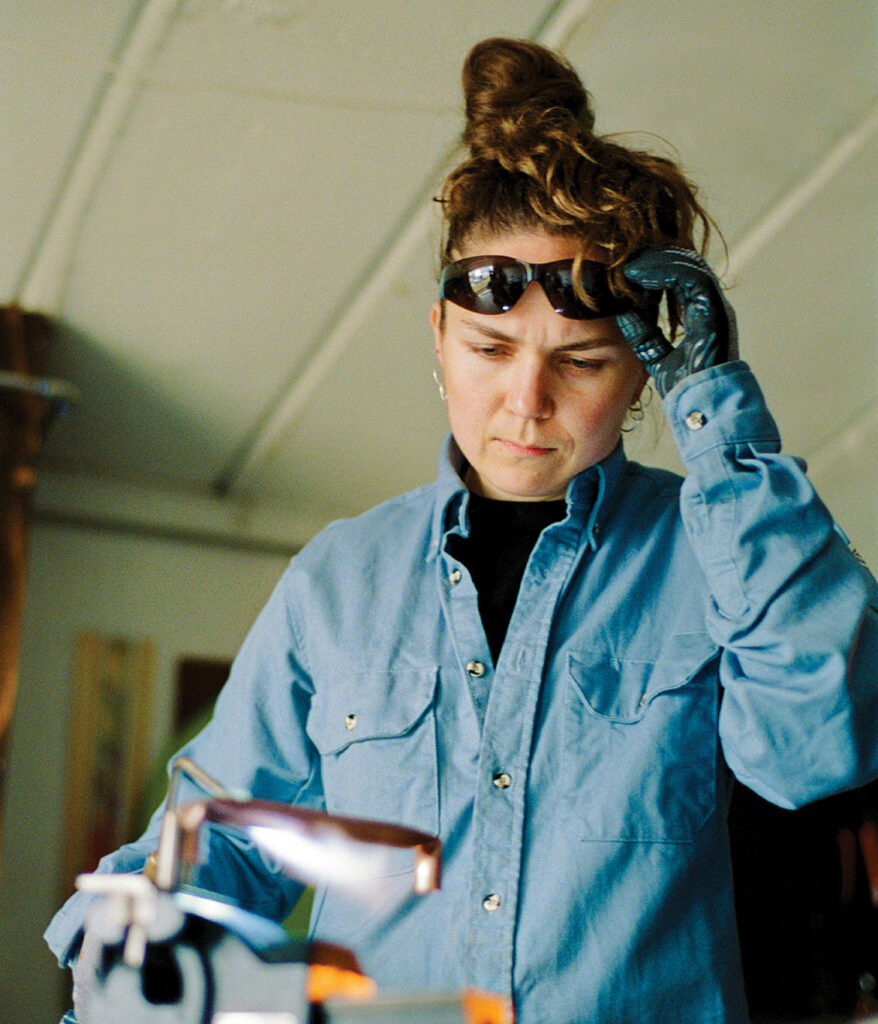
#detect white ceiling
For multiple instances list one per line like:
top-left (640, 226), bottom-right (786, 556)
top-left (3, 0), bottom-right (877, 559)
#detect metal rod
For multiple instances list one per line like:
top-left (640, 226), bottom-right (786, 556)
top-left (153, 756), bottom-right (237, 890)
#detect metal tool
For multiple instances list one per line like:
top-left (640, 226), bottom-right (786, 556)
top-left (72, 757), bottom-right (511, 1024)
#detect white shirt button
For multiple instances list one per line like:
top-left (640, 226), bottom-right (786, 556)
top-left (482, 893), bottom-right (502, 912)
top-left (493, 772), bottom-right (512, 789)
top-left (685, 410), bottom-right (707, 430)
top-left (466, 660), bottom-right (486, 677)
top-left (344, 714), bottom-right (357, 731)
top-left (449, 569), bottom-right (462, 585)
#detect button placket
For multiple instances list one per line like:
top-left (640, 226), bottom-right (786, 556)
top-left (461, 502), bottom-right (585, 997)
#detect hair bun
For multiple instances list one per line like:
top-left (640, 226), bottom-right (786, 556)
top-left (461, 37), bottom-right (595, 161)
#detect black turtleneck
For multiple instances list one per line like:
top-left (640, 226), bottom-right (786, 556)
top-left (447, 494), bottom-right (567, 661)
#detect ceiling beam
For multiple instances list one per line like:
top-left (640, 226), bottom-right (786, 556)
top-left (214, 0), bottom-right (600, 495)
top-left (16, 0), bottom-right (182, 313)
top-left (32, 467), bottom-right (324, 557)
top-left (729, 98), bottom-right (878, 276)
top-left (805, 403), bottom-right (878, 482)
top-left (726, 99), bottom-right (878, 539)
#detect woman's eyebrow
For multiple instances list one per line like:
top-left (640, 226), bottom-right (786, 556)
top-left (560, 337), bottom-right (626, 352)
top-left (459, 318), bottom-right (517, 341)
top-left (460, 317), bottom-right (625, 349)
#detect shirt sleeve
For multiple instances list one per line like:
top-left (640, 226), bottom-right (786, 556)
top-left (665, 360), bottom-right (878, 808)
top-left (44, 559), bottom-right (320, 966)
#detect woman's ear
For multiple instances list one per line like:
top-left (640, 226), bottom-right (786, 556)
top-left (430, 302), bottom-right (444, 363)
top-left (630, 363), bottom-right (650, 405)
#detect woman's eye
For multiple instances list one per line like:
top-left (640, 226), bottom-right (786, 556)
top-left (565, 356), bottom-right (603, 370)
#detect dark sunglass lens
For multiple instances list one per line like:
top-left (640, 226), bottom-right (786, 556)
top-left (442, 257), bottom-right (636, 318)
top-left (543, 264), bottom-right (586, 317)
top-left (538, 263), bottom-right (590, 318)
top-left (442, 259), bottom-right (526, 314)
top-left (546, 261), bottom-right (634, 319)
top-left (483, 262), bottom-right (525, 313)
top-left (440, 267), bottom-right (467, 303)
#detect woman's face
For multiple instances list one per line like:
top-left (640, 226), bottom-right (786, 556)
top-left (431, 230), bottom-right (647, 502)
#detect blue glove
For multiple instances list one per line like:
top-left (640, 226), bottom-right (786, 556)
top-left (616, 247), bottom-right (738, 398)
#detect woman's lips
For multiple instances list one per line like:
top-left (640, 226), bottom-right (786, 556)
top-left (497, 438), bottom-right (556, 456)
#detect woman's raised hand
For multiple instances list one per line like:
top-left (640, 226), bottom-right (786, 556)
top-left (616, 248), bottom-right (739, 397)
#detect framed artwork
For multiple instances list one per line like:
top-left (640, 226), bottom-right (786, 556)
top-left (59, 632), bottom-right (154, 898)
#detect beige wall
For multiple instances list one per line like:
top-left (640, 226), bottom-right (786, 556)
top-left (0, 520), bottom-right (289, 1024)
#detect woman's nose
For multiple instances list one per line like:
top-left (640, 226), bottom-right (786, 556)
top-left (506, 359), bottom-right (554, 419)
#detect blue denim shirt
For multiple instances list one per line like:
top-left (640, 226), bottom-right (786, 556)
top-left (46, 362), bottom-right (878, 1024)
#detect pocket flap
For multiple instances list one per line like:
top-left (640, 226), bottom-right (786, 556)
top-left (569, 633), bottom-right (718, 724)
top-left (307, 666), bottom-right (438, 755)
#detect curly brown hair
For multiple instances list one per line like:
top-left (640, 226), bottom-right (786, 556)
top-left (437, 37), bottom-right (716, 310)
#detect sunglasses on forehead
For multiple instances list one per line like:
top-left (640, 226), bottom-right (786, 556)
top-left (439, 255), bottom-right (635, 320)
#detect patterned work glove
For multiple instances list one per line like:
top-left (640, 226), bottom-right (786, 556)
top-left (615, 247), bottom-right (739, 398)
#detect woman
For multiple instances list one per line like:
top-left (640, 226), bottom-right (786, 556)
top-left (48, 37), bottom-right (878, 1024)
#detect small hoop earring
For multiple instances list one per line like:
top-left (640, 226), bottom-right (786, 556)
top-left (432, 368), bottom-right (447, 403)
top-left (622, 392), bottom-right (647, 433)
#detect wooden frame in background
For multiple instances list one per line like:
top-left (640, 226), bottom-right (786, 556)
top-left (59, 632), bottom-right (154, 898)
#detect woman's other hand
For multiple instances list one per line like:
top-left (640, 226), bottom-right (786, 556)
top-left (616, 248), bottom-right (739, 397)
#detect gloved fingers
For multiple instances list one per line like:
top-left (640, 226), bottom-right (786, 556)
top-left (615, 309), bottom-right (673, 363)
top-left (624, 249), bottom-right (723, 330)
top-left (623, 247), bottom-right (739, 363)
top-left (622, 247), bottom-right (717, 293)
top-left (615, 277), bottom-right (666, 358)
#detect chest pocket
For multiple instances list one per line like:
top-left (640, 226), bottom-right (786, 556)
top-left (306, 666), bottom-right (439, 836)
top-left (564, 633), bottom-right (719, 842)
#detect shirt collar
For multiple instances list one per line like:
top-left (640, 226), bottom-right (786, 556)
top-left (571, 439), bottom-right (626, 551)
top-left (428, 435), bottom-right (627, 560)
top-left (428, 435), bottom-right (469, 556)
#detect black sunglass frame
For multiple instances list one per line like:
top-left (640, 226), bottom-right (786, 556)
top-left (438, 255), bottom-right (634, 320)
